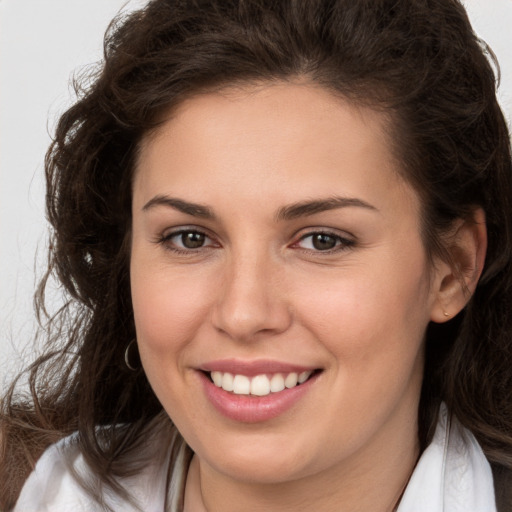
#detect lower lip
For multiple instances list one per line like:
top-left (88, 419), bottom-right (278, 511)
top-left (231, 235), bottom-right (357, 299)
top-left (199, 371), bottom-right (319, 423)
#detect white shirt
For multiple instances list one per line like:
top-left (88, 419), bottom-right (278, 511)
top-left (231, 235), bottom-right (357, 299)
top-left (397, 404), bottom-right (496, 512)
top-left (15, 405), bottom-right (497, 512)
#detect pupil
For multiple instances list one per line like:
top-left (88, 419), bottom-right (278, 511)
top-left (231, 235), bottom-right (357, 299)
top-left (312, 234), bottom-right (336, 250)
top-left (182, 232), bottom-right (205, 248)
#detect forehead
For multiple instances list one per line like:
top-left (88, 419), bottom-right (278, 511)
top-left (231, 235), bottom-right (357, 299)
top-left (134, 82), bottom-right (416, 216)
top-left (140, 82), bottom-right (393, 160)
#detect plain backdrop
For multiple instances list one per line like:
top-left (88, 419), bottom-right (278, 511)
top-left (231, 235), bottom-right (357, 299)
top-left (1, 0), bottom-right (512, 390)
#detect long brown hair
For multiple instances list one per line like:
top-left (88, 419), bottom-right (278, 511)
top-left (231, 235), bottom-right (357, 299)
top-left (2, 0), bottom-right (512, 509)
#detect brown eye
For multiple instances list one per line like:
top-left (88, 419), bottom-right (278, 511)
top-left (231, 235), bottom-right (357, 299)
top-left (295, 231), bottom-right (355, 253)
top-left (160, 229), bottom-right (216, 252)
top-left (311, 233), bottom-right (337, 251)
top-left (181, 231), bottom-right (206, 248)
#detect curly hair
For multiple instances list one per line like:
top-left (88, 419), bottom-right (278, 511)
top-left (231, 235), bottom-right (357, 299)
top-left (2, 0), bottom-right (511, 509)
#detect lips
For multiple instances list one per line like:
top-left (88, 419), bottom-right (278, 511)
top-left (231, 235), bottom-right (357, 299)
top-left (198, 360), bottom-right (321, 422)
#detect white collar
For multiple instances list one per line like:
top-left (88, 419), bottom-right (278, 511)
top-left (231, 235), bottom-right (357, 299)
top-left (398, 403), bottom-right (496, 512)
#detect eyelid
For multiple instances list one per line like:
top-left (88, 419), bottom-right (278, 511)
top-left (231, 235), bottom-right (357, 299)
top-left (156, 226), bottom-right (220, 252)
top-left (291, 228), bottom-right (356, 252)
top-left (154, 225), bottom-right (355, 254)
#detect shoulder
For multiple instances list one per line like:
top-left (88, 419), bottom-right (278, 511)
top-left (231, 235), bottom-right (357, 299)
top-left (13, 434), bottom-right (101, 511)
top-left (13, 427), bottom-right (178, 512)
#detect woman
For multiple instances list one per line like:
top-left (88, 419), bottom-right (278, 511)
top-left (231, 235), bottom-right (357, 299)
top-left (2, 0), bottom-right (511, 510)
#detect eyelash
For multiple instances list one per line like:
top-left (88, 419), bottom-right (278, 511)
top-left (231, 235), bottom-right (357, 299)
top-left (156, 228), bottom-right (217, 255)
top-left (155, 228), bottom-right (356, 255)
top-left (292, 230), bottom-right (356, 253)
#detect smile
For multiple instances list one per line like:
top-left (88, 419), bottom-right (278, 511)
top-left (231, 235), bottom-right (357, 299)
top-left (210, 371), bottom-right (313, 396)
top-left (199, 363), bottom-right (322, 423)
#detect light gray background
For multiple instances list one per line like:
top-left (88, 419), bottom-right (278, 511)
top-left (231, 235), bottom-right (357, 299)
top-left (1, 0), bottom-right (512, 389)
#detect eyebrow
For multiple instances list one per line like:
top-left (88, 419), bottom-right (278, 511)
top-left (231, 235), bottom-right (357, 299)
top-left (142, 194), bottom-right (377, 221)
top-left (142, 195), bottom-right (215, 219)
top-left (275, 196), bottom-right (378, 221)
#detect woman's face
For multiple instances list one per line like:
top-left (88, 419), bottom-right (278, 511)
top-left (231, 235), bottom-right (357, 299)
top-left (130, 83), bottom-right (444, 484)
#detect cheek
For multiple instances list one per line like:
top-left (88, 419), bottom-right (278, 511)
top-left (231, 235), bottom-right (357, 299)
top-left (292, 257), bottom-right (431, 440)
top-left (130, 259), bottom-right (217, 414)
top-left (295, 251), bottom-right (432, 362)
top-left (130, 260), bottom-right (214, 355)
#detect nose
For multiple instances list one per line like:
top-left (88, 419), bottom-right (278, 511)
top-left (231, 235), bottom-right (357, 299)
top-left (211, 250), bottom-right (292, 341)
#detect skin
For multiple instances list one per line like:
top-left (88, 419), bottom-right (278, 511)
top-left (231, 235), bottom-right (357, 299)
top-left (130, 82), bottom-right (485, 511)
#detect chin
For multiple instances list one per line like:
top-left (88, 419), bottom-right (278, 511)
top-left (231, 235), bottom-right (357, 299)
top-left (191, 428), bottom-right (328, 485)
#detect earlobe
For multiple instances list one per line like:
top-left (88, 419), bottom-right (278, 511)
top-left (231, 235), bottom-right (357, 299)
top-left (430, 208), bottom-right (487, 323)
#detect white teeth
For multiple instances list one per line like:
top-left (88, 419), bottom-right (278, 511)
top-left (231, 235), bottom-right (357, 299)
top-left (210, 370), bottom-right (314, 395)
top-left (233, 375), bottom-right (251, 394)
top-left (298, 370), bottom-right (312, 384)
top-left (222, 372), bottom-right (234, 392)
top-left (251, 374), bottom-right (271, 396)
top-left (270, 373), bottom-right (285, 392)
top-left (284, 372), bottom-right (298, 388)
top-left (211, 371), bottom-right (223, 387)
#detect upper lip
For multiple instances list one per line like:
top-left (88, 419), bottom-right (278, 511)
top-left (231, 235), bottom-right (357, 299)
top-left (199, 359), bottom-right (319, 376)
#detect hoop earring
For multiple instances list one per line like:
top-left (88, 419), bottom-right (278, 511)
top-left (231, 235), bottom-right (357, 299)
top-left (124, 339), bottom-right (140, 371)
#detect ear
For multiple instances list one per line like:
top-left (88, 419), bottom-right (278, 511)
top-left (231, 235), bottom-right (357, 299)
top-left (430, 208), bottom-right (487, 323)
